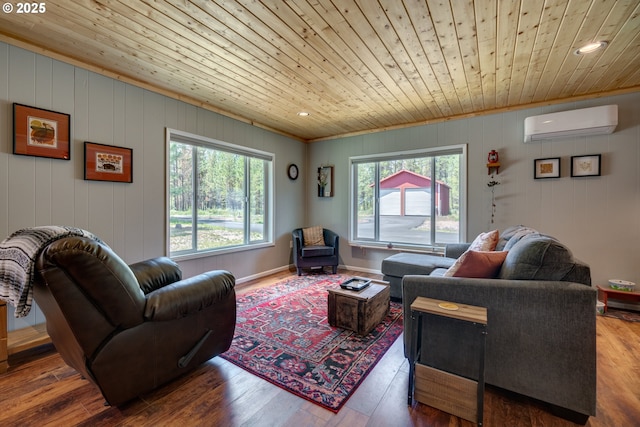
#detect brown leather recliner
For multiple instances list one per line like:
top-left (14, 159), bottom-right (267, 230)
top-left (33, 236), bottom-right (236, 406)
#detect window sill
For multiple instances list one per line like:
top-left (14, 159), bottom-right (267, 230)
top-left (170, 241), bottom-right (274, 261)
top-left (348, 241), bottom-right (445, 256)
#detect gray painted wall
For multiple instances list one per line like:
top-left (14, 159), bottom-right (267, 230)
top-left (2, 41), bottom-right (640, 331)
top-left (0, 43), bottom-right (306, 331)
top-left (308, 92), bottom-right (640, 296)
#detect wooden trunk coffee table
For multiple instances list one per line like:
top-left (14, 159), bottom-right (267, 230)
top-left (327, 282), bottom-right (390, 335)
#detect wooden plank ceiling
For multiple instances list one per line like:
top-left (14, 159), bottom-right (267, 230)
top-left (1, 0), bottom-right (639, 142)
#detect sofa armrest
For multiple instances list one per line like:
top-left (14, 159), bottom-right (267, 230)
top-left (402, 275), bottom-right (596, 416)
top-left (130, 257), bottom-right (182, 294)
top-left (324, 229), bottom-right (339, 251)
top-left (144, 270), bottom-right (235, 321)
top-left (444, 243), bottom-right (470, 259)
top-left (292, 229), bottom-right (303, 255)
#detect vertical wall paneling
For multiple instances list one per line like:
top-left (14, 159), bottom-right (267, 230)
top-left (73, 68), bottom-right (90, 230)
top-left (111, 81), bottom-right (127, 252)
top-left (0, 42), bottom-right (9, 237)
top-left (50, 60), bottom-right (75, 227)
top-left (308, 92), bottom-right (640, 291)
top-left (0, 43), bottom-right (305, 331)
top-left (3, 39), bottom-right (640, 328)
top-left (141, 90), bottom-right (166, 259)
top-left (34, 56), bottom-right (53, 227)
top-left (123, 85), bottom-right (145, 262)
top-left (8, 47), bottom-right (36, 233)
top-left (86, 73), bottom-right (116, 243)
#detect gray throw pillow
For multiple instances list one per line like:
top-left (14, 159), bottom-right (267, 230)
top-left (498, 235), bottom-right (576, 281)
top-left (496, 225), bottom-right (538, 251)
top-left (502, 228), bottom-right (542, 251)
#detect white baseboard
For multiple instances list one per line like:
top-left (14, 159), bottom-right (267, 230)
top-left (342, 264), bottom-right (382, 276)
top-left (236, 264), bottom-right (383, 284)
top-left (236, 265), bottom-right (291, 284)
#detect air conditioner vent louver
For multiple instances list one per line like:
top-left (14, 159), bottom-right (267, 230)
top-left (524, 105), bottom-right (618, 142)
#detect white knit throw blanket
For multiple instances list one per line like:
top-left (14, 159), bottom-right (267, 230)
top-left (0, 226), bottom-right (103, 317)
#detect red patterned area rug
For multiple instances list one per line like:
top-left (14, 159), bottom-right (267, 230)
top-left (220, 273), bottom-right (403, 412)
top-left (602, 308), bottom-right (640, 322)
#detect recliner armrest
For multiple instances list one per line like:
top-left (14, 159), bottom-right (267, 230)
top-left (144, 270), bottom-right (235, 321)
top-left (130, 257), bottom-right (182, 294)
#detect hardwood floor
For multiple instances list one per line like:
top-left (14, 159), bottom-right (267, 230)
top-left (1, 268), bottom-right (639, 426)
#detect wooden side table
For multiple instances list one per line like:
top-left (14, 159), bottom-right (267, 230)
top-left (0, 300), bottom-right (51, 374)
top-left (0, 301), bottom-right (7, 373)
top-left (408, 297), bottom-right (487, 426)
top-left (596, 285), bottom-right (640, 312)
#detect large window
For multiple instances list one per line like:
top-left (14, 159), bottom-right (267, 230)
top-left (350, 145), bottom-right (466, 250)
top-left (166, 129), bottom-right (273, 257)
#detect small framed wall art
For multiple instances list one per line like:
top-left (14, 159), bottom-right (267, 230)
top-left (318, 165), bottom-right (334, 197)
top-left (571, 154), bottom-right (601, 177)
top-left (84, 141), bottom-right (133, 183)
top-left (13, 103), bottom-right (71, 160)
top-left (534, 157), bottom-right (561, 179)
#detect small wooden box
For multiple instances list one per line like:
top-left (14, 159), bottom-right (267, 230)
top-left (327, 283), bottom-right (390, 335)
top-left (409, 297), bottom-right (487, 425)
top-left (415, 363), bottom-right (479, 423)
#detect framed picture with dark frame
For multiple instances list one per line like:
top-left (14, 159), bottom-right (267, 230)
top-left (571, 154), bottom-right (601, 177)
top-left (13, 103), bottom-right (71, 160)
top-left (534, 157), bottom-right (561, 179)
top-left (84, 141), bottom-right (133, 183)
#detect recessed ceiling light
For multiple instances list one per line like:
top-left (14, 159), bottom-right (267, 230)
top-left (574, 41), bottom-right (608, 55)
top-left (297, 111), bottom-right (310, 117)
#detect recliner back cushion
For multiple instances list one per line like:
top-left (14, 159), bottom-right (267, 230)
top-left (498, 235), bottom-right (578, 281)
top-left (39, 237), bottom-right (146, 328)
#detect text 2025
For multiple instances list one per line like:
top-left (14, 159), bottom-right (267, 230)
top-left (17, 2), bottom-right (46, 13)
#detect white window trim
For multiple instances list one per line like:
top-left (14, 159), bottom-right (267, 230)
top-left (165, 128), bottom-right (275, 260)
top-left (348, 144), bottom-right (467, 252)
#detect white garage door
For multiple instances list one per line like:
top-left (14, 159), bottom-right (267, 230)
top-left (380, 189), bottom-right (401, 215)
top-left (405, 188), bottom-right (431, 215)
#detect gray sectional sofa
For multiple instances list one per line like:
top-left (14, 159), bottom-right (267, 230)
top-left (384, 226), bottom-right (597, 422)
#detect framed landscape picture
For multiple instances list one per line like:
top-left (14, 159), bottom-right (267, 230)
top-left (84, 141), bottom-right (133, 183)
top-left (571, 154), bottom-right (601, 177)
top-left (534, 157), bottom-right (561, 179)
top-left (13, 103), bottom-right (71, 160)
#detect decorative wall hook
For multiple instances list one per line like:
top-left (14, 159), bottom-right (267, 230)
top-left (487, 150), bottom-right (500, 175)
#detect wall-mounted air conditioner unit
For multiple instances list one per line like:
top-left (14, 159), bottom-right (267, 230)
top-left (524, 104), bottom-right (618, 142)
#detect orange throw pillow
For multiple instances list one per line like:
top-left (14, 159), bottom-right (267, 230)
top-left (444, 250), bottom-right (508, 278)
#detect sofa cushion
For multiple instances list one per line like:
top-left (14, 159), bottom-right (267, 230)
top-left (468, 229), bottom-right (499, 251)
top-left (429, 268), bottom-right (448, 277)
top-left (498, 235), bottom-right (578, 281)
top-left (301, 245), bottom-right (334, 257)
top-left (444, 243), bottom-right (471, 259)
top-left (303, 226), bottom-right (325, 246)
top-left (444, 250), bottom-right (508, 278)
top-left (381, 253), bottom-right (455, 277)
